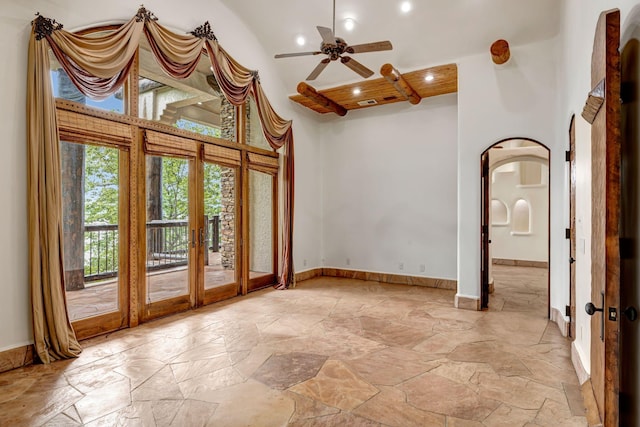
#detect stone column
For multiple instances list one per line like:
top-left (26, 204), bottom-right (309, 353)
top-left (219, 99), bottom-right (236, 269)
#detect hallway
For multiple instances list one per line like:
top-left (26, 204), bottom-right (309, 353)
top-left (0, 266), bottom-right (587, 426)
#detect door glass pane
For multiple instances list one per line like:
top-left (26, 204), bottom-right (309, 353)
top-left (246, 95), bottom-right (271, 150)
top-left (146, 156), bottom-right (190, 302)
top-left (137, 39), bottom-right (235, 141)
top-left (62, 142), bottom-right (120, 321)
top-left (249, 170), bottom-right (274, 279)
top-left (204, 163), bottom-right (236, 289)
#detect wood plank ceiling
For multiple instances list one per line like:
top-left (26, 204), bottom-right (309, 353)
top-left (289, 63), bottom-right (457, 115)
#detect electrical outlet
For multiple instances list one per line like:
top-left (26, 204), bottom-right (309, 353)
top-left (346, 258), bottom-right (351, 266)
top-left (303, 259), bottom-right (307, 267)
top-left (399, 262), bottom-right (404, 271)
top-left (419, 264), bottom-right (426, 273)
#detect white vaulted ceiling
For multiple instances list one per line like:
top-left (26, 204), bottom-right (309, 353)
top-left (220, 0), bottom-right (562, 92)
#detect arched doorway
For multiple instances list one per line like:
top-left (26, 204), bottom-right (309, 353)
top-left (480, 138), bottom-right (550, 312)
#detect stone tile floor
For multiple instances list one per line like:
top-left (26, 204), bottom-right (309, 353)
top-left (0, 265), bottom-right (587, 426)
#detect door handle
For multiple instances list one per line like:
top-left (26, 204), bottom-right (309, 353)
top-left (191, 229), bottom-right (196, 248)
top-left (569, 257), bottom-right (576, 264)
top-left (585, 302), bottom-right (603, 315)
top-left (585, 291), bottom-right (605, 341)
top-left (623, 306), bottom-right (638, 322)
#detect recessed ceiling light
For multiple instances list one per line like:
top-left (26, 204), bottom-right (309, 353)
top-left (425, 74), bottom-right (434, 82)
top-left (353, 88), bottom-right (361, 95)
top-left (401, 1), bottom-right (412, 13)
top-left (344, 18), bottom-right (355, 32)
top-left (296, 36), bottom-right (306, 46)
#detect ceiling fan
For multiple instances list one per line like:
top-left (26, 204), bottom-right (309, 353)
top-left (274, 0), bottom-right (393, 81)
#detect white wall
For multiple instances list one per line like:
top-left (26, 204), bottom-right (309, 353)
top-left (321, 94), bottom-right (458, 280)
top-left (491, 162), bottom-right (549, 263)
top-left (457, 38), bottom-right (561, 303)
top-left (0, 0), bottom-right (323, 352)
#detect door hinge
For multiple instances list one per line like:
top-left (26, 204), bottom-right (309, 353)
top-left (565, 228), bottom-right (571, 239)
top-left (482, 225), bottom-right (489, 234)
top-left (565, 150), bottom-right (571, 162)
top-left (565, 305), bottom-right (571, 317)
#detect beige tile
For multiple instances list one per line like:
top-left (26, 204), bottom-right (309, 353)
top-left (203, 380), bottom-right (294, 427)
top-left (113, 358), bottom-right (166, 389)
top-left (347, 347), bottom-right (440, 385)
top-left (289, 360), bottom-right (379, 410)
top-left (285, 390), bottom-right (340, 423)
top-left (178, 366), bottom-right (245, 402)
top-left (353, 386), bottom-right (446, 427)
top-left (152, 400), bottom-right (184, 427)
top-left (170, 355), bottom-right (232, 383)
top-left (83, 401), bottom-right (155, 427)
top-left (251, 352), bottom-right (327, 390)
top-left (132, 366), bottom-right (184, 402)
top-left (0, 384), bottom-right (84, 426)
top-left (0, 265), bottom-right (588, 427)
top-left (400, 372), bottom-right (500, 421)
top-left (288, 412), bottom-right (383, 426)
top-left (75, 376), bottom-right (131, 424)
top-left (169, 399), bottom-right (217, 426)
top-left (483, 403), bottom-right (539, 427)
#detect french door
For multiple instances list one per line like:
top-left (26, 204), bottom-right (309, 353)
top-left (60, 139), bottom-right (130, 338)
top-left (142, 131), bottom-right (245, 320)
top-left (197, 153), bottom-right (241, 305)
top-left (143, 152), bottom-right (197, 320)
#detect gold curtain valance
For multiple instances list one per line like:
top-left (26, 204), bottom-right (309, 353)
top-left (28, 6), bottom-right (295, 364)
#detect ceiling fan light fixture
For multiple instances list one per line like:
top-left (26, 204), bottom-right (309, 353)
top-left (296, 36), bottom-right (306, 46)
top-left (344, 18), bottom-right (356, 32)
top-left (401, 1), bottom-right (412, 13)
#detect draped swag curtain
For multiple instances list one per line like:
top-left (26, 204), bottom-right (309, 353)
top-left (28, 7), bottom-right (295, 363)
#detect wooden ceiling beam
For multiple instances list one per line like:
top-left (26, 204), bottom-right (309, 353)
top-left (380, 64), bottom-right (421, 105)
top-left (490, 39), bottom-right (511, 65)
top-left (296, 82), bottom-right (347, 116)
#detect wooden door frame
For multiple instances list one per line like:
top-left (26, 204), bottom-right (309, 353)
top-left (479, 138), bottom-right (551, 314)
top-left (480, 151), bottom-right (490, 310)
top-left (197, 158), bottom-right (241, 307)
top-left (140, 152), bottom-right (198, 322)
top-left (569, 115), bottom-right (577, 339)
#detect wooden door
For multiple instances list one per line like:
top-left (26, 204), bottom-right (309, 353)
top-left (586, 9), bottom-right (621, 427)
top-left (196, 158), bottom-right (240, 306)
top-left (569, 116), bottom-right (577, 339)
top-left (480, 151), bottom-right (490, 309)
top-left (619, 21), bottom-right (640, 426)
top-left (142, 151), bottom-right (198, 321)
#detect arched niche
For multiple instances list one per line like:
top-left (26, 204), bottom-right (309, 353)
top-left (512, 199), bottom-right (531, 234)
top-left (491, 199), bottom-right (509, 225)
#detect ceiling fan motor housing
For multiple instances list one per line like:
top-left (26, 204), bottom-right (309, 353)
top-left (321, 38), bottom-right (347, 60)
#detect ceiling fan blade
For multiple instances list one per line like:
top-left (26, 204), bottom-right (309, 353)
top-left (274, 51), bottom-right (322, 59)
top-left (340, 56), bottom-right (374, 78)
top-left (346, 41), bottom-right (393, 54)
top-left (306, 58), bottom-right (331, 81)
top-left (317, 26), bottom-right (336, 45)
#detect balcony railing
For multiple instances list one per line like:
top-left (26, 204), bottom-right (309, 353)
top-left (83, 215), bottom-right (220, 282)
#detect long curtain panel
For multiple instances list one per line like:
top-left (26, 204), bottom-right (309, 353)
top-left (28, 7), bottom-right (294, 362)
